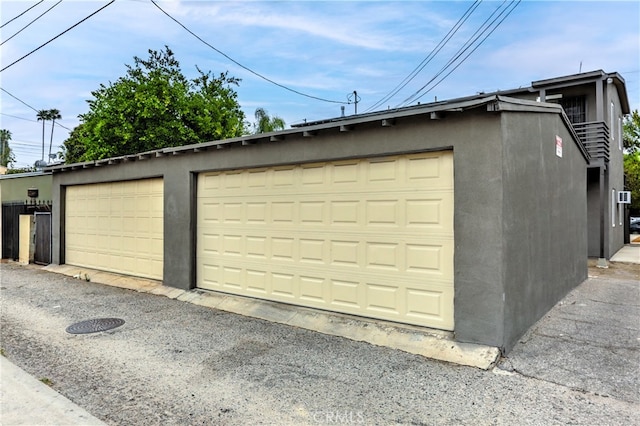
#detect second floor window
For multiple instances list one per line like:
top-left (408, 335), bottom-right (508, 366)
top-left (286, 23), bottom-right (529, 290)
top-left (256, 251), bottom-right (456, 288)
top-left (611, 102), bottom-right (615, 143)
top-left (559, 96), bottom-right (586, 124)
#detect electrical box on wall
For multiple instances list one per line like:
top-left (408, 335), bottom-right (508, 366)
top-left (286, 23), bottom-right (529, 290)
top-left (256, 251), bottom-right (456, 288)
top-left (617, 191), bottom-right (631, 204)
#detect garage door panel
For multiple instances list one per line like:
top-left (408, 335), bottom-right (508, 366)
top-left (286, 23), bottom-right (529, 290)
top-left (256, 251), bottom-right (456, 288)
top-left (65, 179), bottom-right (163, 280)
top-left (198, 259), bottom-right (454, 329)
top-left (366, 283), bottom-right (400, 314)
top-left (199, 194), bottom-right (452, 230)
top-left (406, 240), bottom-right (454, 277)
top-left (197, 152), bottom-right (453, 330)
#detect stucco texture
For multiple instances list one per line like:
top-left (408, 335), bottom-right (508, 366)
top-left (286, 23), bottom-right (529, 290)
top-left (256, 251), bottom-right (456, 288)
top-left (49, 97), bottom-right (588, 351)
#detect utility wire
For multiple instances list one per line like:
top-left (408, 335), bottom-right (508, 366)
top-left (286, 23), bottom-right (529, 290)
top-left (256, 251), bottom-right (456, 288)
top-left (1, 0), bottom-right (63, 46)
top-left (0, 1), bottom-right (115, 73)
top-left (365, 0), bottom-right (482, 113)
top-left (1, 87), bottom-right (38, 112)
top-left (399, 0), bottom-right (510, 107)
top-left (415, 0), bottom-right (521, 105)
top-left (150, 0), bottom-right (347, 105)
top-left (0, 89), bottom-right (73, 131)
top-left (0, 0), bottom-right (44, 28)
top-left (399, 0), bottom-right (520, 107)
top-left (1, 112), bottom-right (39, 122)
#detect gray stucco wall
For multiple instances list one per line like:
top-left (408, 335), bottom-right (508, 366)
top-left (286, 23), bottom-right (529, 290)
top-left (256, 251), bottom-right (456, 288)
top-left (606, 83), bottom-right (625, 258)
top-left (500, 112), bottom-right (588, 351)
top-left (50, 101), bottom-right (587, 351)
top-left (587, 168), bottom-right (601, 257)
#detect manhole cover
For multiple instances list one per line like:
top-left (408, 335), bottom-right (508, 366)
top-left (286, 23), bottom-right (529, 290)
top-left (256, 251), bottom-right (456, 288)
top-left (66, 318), bottom-right (125, 335)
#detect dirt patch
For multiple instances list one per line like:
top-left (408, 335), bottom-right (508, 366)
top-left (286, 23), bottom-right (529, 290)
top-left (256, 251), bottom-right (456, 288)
top-left (588, 261), bottom-right (640, 280)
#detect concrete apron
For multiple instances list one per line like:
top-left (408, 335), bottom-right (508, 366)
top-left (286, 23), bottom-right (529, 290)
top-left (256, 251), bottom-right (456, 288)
top-left (43, 264), bottom-right (500, 370)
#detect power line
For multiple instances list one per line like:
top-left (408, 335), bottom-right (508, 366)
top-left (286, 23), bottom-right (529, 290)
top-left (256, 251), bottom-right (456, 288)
top-left (0, 0), bottom-right (44, 28)
top-left (149, 0), bottom-right (347, 105)
top-left (2, 140), bottom-right (39, 148)
top-left (0, 112), bottom-right (39, 122)
top-left (365, 0), bottom-right (482, 113)
top-left (0, 87), bottom-right (38, 112)
top-left (1, 1), bottom-right (63, 46)
top-left (399, 0), bottom-right (520, 107)
top-left (0, 89), bottom-right (73, 131)
top-left (0, 1), bottom-right (115, 73)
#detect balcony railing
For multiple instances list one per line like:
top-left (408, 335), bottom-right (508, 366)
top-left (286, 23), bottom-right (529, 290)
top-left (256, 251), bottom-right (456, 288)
top-left (572, 121), bottom-right (610, 163)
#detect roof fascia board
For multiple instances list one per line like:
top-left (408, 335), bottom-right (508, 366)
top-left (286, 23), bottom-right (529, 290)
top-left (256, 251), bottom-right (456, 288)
top-left (608, 73), bottom-right (630, 114)
top-left (492, 96), bottom-right (564, 113)
top-left (0, 171), bottom-right (51, 180)
top-left (46, 94), bottom-right (590, 172)
top-left (531, 70), bottom-right (606, 88)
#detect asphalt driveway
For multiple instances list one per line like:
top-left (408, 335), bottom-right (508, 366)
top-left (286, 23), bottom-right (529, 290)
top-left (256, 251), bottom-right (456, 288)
top-left (1, 261), bottom-right (638, 425)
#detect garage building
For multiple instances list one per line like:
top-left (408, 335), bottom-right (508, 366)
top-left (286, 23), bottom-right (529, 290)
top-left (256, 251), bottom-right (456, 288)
top-left (49, 95), bottom-right (588, 353)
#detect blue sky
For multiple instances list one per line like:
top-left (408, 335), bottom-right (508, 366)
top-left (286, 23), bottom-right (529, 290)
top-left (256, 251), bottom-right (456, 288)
top-left (1, 0), bottom-right (639, 168)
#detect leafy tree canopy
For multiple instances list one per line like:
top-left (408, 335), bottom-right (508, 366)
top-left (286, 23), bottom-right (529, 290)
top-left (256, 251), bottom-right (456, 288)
top-left (63, 46), bottom-right (246, 163)
top-left (624, 152), bottom-right (640, 214)
top-left (623, 110), bottom-right (640, 213)
top-left (1, 129), bottom-right (15, 167)
top-left (6, 166), bottom-right (36, 174)
top-left (253, 107), bottom-right (286, 134)
top-left (623, 109), bottom-right (640, 154)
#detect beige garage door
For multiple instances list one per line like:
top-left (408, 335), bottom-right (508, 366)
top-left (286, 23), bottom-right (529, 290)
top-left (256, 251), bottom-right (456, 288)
top-left (197, 152), bottom-right (454, 330)
top-left (65, 178), bottom-right (163, 280)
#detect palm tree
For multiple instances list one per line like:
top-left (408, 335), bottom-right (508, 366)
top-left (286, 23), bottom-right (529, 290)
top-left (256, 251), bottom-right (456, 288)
top-left (0, 129), bottom-right (14, 167)
top-left (36, 109), bottom-right (49, 161)
top-left (253, 107), bottom-right (286, 134)
top-left (47, 108), bottom-right (62, 161)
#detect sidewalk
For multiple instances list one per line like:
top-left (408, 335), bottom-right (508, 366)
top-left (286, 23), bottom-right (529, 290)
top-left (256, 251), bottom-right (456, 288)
top-left (0, 356), bottom-right (106, 425)
top-left (610, 235), bottom-right (640, 264)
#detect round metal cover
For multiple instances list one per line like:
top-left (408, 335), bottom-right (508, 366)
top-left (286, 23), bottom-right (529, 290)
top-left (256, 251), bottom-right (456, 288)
top-left (66, 318), bottom-right (125, 335)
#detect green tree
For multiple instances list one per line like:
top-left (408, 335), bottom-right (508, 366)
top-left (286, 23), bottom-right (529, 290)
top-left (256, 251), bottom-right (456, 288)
top-left (623, 110), bottom-right (640, 213)
top-left (59, 123), bottom-right (88, 162)
top-left (253, 107), bottom-right (286, 134)
top-left (623, 110), bottom-right (640, 153)
top-left (0, 129), bottom-right (15, 167)
top-left (624, 153), bottom-right (640, 213)
top-left (7, 166), bottom-right (36, 174)
top-left (64, 46), bottom-right (246, 163)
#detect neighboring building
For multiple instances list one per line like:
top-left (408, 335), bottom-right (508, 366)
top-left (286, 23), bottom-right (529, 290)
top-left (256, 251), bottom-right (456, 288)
top-left (46, 94), bottom-right (589, 353)
top-left (495, 70), bottom-right (630, 261)
top-left (0, 171), bottom-right (53, 261)
top-left (0, 171), bottom-right (53, 203)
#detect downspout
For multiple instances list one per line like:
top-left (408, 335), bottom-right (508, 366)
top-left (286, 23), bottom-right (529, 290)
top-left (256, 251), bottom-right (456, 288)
top-left (596, 165), bottom-right (608, 268)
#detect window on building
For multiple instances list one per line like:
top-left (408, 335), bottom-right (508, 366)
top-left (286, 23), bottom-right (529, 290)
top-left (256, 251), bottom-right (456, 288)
top-left (559, 96), bottom-right (586, 124)
top-left (610, 102), bottom-right (615, 143)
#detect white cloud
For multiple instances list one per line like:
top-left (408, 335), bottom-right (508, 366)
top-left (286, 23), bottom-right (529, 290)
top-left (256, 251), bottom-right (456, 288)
top-left (1, 0), bottom-right (638, 167)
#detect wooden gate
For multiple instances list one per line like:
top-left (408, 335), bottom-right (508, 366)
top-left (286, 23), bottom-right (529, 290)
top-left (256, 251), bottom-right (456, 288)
top-left (34, 212), bottom-right (51, 265)
top-left (2, 201), bottom-right (52, 261)
top-left (1, 202), bottom-right (28, 260)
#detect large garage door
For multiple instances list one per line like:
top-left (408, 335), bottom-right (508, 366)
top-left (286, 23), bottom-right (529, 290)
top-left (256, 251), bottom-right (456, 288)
top-left (65, 178), bottom-right (163, 280)
top-left (197, 152), bottom-right (454, 330)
